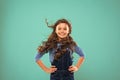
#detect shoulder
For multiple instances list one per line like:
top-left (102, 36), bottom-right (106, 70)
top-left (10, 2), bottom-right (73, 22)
top-left (73, 45), bottom-right (82, 51)
top-left (73, 44), bottom-right (80, 49)
top-left (48, 48), bottom-right (56, 54)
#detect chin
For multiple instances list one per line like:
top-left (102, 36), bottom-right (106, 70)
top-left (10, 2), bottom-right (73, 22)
top-left (59, 36), bottom-right (67, 39)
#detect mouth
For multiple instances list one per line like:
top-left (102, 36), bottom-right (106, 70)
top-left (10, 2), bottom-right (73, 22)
top-left (59, 33), bottom-right (66, 36)
top-left (56, 32), bottom-right (68, 38)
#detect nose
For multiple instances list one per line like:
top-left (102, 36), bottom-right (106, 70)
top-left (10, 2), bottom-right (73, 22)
top-left (60, 30), bottom-right (64, 33)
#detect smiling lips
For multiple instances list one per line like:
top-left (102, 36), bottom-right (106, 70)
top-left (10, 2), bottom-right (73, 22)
top-left (58, 33), bottom-right (67, 38)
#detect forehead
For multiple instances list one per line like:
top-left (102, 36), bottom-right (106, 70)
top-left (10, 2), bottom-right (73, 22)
top-left (56, 23), bottom-right (69, 28)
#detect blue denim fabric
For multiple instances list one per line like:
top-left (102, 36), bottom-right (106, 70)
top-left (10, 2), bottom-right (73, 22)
top-left (50, 50), bottom-right (74, 80)
top-left (35, 45), bottom-right (84, 63)
top-left (50, 70), bottom-right (74, 80)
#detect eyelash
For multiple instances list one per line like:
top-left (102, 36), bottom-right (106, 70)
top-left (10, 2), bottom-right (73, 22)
top-left (58, 28), bottom-right (67, 30)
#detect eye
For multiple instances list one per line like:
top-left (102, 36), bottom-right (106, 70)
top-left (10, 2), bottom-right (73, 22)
top-left (63, 28), bottom-right (67, 30)
top-left (58, 27), bottom-right (61, 30)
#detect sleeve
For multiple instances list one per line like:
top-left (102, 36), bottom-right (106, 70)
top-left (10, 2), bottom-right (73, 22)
top-left (35, 52), bottom-right (44, 62)
top-left (74, 46), bottom-right (85, 57)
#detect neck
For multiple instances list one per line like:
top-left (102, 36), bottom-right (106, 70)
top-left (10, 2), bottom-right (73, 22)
top-left (57, 37), bottom-right (69, 43)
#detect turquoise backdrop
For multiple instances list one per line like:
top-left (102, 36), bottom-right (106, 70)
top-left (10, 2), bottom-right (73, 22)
top-left (0, 0), bottom-right (120, 80)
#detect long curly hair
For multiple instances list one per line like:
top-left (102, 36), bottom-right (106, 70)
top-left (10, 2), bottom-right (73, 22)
top-left (38, 18), bottom-right (76, 60)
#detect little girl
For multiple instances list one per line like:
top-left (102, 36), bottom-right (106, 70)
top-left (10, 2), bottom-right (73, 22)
top-left (35, 19), bottom-right (85, 80)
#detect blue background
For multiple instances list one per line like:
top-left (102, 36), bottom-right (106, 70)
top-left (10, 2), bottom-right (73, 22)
top-left (0, 0), bottom-right (120, 80)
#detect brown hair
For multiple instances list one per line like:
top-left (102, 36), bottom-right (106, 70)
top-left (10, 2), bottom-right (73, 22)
top-left (38, 19), bottom-right (76, 60)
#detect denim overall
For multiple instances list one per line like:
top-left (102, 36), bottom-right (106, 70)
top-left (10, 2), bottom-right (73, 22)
top-left (50, 48), bottom-right (74, 80)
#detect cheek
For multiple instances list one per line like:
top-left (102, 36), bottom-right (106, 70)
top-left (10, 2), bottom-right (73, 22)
top-left (55, 26), bottom-right (59, 33)
top-left (66, 26), bottom-right (70, 33)
top-left (55, 29), bottom-right (58, 34)
top-left (55, 30), bottom-right (57, 33)
top-left (66, 29), bottom-right (69, 34)
top-left (67, 30), bottom-right (69, 33)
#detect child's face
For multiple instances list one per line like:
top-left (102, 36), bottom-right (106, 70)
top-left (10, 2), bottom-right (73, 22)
top-left (55, 23), bottom-right (69, 39)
